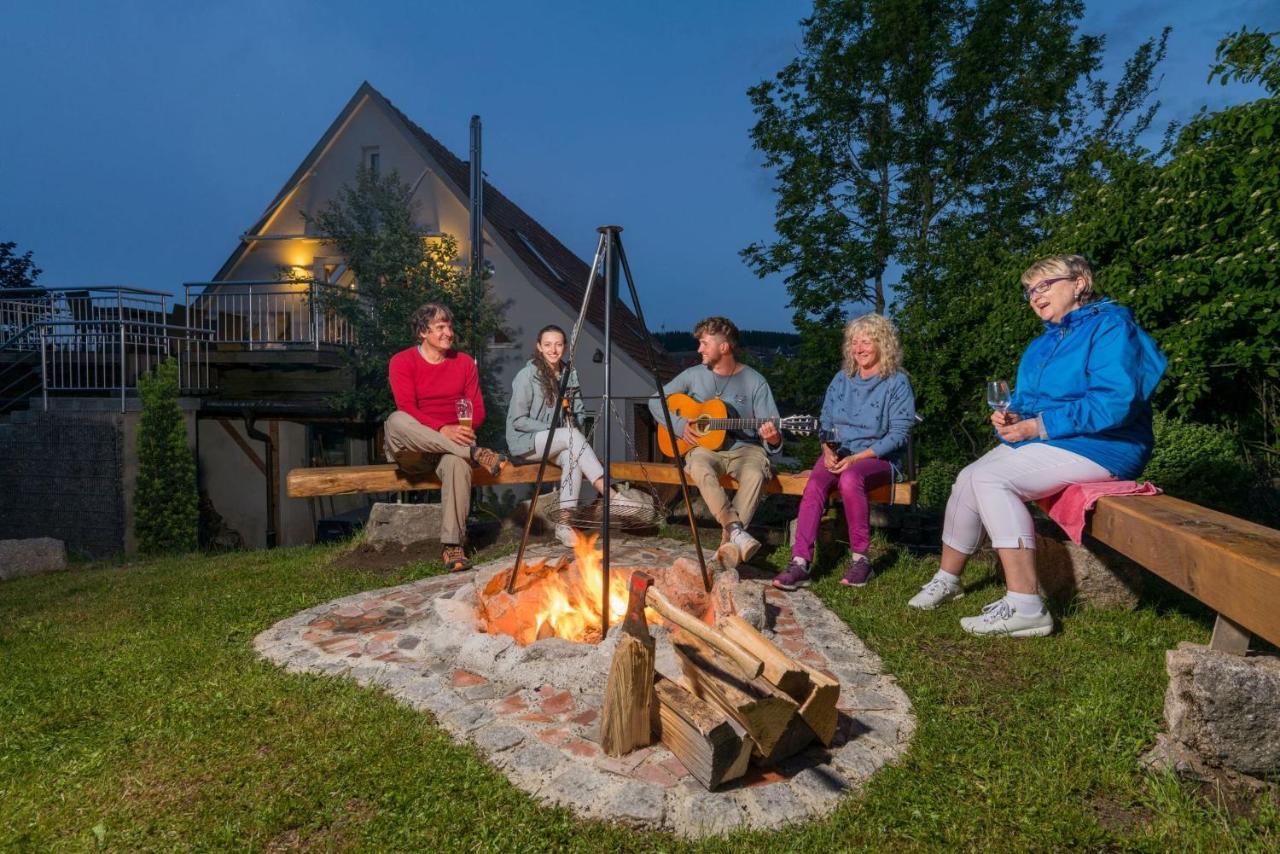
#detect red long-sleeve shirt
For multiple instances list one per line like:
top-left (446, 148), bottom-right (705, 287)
top-left (388, 347), bottom-right (486, 431)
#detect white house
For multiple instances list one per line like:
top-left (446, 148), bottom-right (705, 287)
top-left (194, 82), bottom-right (675, 548)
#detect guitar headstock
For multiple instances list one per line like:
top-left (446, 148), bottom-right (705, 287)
top-left (778, 415), bottom-right (819, 436)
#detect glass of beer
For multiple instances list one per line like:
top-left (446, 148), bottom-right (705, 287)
top-left (455, 398), bottom-right (473, 430)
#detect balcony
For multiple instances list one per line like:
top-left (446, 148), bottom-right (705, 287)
top-left (0, 281), bottom-right (356, 411)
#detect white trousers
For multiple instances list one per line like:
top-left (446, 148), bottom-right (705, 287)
top-left (942, 442), bottom-right (1114, 552)
top-left (530, 427), bottom-right (605, 510)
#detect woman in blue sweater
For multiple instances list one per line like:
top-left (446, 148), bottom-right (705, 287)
top-left (908, 255), bottom-right (1167, 637)
top-left (774, 313), bottom-right (916, 590)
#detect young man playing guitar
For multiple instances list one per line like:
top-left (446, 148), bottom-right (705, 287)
top-left (648, 316), bottom-right (782, 568)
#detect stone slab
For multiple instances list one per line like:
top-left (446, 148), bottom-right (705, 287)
top-left (364, 502), bottom-right (442, 550)
top-left (1162, 642), bottom-right (1280, 779)
top-left (0, 537), bottom-right (68, 581)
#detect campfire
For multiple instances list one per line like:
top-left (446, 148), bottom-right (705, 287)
top-left (476, 530), bottom-right (708, 645)
top-left (472, 529), bottom-right (841, 792)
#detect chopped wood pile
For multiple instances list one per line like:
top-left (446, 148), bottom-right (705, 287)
top-left (598, 578), bottom-right (840, 790)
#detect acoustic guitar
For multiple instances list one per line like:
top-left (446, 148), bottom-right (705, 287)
top-left (655, 393), bottom-right (818, 457)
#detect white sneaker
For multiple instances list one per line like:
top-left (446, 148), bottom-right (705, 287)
top-left (609, 488), bottom-right (646, 510)
top-left (959, 599), bottom-right (1053, 637)
top-left (729, 527), bottom-right (761, 563)
top-left (555, 524), bottom-right (576, 548)
top-left (908, 576), bottom-right (965, 610)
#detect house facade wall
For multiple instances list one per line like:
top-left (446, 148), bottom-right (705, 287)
top-left (201, 93), bottom-right (661, 547)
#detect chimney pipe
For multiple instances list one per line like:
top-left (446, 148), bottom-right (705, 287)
top-left (469, 115), bottom-right (483, 276)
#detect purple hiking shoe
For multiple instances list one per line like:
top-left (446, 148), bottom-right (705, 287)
top-left (772, 558), bottom-right (812, 591)
top-left (840, 556), bottom-right (874, 587)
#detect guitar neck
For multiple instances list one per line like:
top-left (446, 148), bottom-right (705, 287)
top-left (703, 417), bottom-right (777, 430)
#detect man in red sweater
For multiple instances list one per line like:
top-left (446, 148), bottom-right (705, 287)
top-left (383, 302), bottom-right (506, 572)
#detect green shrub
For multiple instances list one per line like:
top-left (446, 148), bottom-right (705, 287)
top-left (917, 459), bottom-right (965, 510)
top-left (1142, 414), bottom-right (1253, 517)
top-left (135, 360), bottom-right (198, 553)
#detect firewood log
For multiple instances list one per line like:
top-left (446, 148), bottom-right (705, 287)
top-left (600, 574), bottom-right (656, 756)
top-left (795, 665), bottom-right (840, 746)
top-left (718, 615), bottom-right (812, 701)
top-left (673, 633), bottom-right (813, 764)
top-left (652, 676), bottom-right (751, 790)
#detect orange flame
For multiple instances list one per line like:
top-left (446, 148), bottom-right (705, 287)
top-left (528, 530), bottom-right (631, 643)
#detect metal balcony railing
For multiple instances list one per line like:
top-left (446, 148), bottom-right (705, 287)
top-left (0, 280), bottom-right (358, 412)
top-left (183, 280), bottom-right (355, 350)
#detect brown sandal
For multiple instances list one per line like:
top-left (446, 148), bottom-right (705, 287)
top-left (442, 544), bottom-right (472, 573)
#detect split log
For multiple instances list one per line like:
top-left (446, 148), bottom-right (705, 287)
top-left (652, 676), bottom-right (751, 790)
top-left (718, 615), bottom-right (811, 701)
top-left (647, 587), bottom-right (763, 679)
top-left (673, 633), bottom-right (813, 765)
top-left (600, 574), bottom-right (656, 756)
top-left (796, 665), bottom-right (840, 746)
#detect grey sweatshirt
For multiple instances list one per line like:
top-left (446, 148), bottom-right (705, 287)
top-left (648, 363), bottom-right (782, 454)
top-left (506, 360), bottom-right (585, 458)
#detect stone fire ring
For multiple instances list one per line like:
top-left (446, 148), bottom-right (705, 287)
top-left (254, 536), bottom-right (915, 838)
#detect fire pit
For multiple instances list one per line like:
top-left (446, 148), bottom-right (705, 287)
top-left (475, 531), bottom-right (719, 645)
top-left (254, 535), bottom-right (917, 837)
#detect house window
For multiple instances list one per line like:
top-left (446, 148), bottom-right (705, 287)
top-left (486, 327), bottom-right (516, 350)
top-left (363, 146), bottom-right (381, 176)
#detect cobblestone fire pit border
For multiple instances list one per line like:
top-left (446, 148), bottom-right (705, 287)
top-left (254, 537), bottom-right (916, 837)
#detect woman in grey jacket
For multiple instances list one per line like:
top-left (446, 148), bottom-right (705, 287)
top-left (506, 325), bottom-right (613, 546)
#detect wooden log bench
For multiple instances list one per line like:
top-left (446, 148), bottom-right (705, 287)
top-left (1083, 494), bottom-right (1280, 654)
top-left (287, 459), bottom-right (917, 504)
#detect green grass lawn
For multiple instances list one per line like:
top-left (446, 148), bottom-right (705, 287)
top-left (1, 535), bottom-right (1276, 851)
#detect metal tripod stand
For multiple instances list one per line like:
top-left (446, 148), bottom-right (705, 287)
top-left (507, 226), bottom-right (709, 638)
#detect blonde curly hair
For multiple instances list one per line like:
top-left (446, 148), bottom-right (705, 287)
top-left (842, 313), bottom-right (904, 378)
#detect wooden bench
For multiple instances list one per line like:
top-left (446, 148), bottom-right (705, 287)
top-left (288, 459), bottom-right (1278, 651)
top-left (1083, 494), bottom-right (1280, 654)
top-left (287, 460), bottom-right (916, 504)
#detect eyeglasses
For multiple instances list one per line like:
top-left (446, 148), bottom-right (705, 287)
top-left (1022, 276), bottom-right (1075, 301)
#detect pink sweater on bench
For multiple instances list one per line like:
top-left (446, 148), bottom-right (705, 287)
top-left (1037, 481), bottom-right (1162, 544)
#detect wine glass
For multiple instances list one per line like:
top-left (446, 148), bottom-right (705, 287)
top-left (819, 428), bottom-right (841, 459)
top-left (986, 380), bottom-right (1011, 412)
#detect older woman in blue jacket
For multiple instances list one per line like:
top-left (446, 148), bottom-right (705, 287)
top-left (908, 255), bottom-right (1167, 637)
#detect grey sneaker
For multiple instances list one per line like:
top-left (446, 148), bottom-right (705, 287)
top-left (959, 599), bottom-right (1053, 638)
top-left (729, 527), bottom-right (761, 563)
top-left (554, 524), bottom-right (576, 548)
top-left (908, 576), bottom-right (965, 610)
top-left (772, 558), bottom-right (812, 591)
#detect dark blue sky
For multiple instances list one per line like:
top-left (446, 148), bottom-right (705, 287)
top-left (1, 1), bottom-right (1275, 333)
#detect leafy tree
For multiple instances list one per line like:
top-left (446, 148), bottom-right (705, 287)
top-left (295, 166), bottom-right (504, 428)
top-left (903, 29), bottom-right (1280, 486)
top-left (135, 360), bottom-right (198, 553)
top-left (744, 0), bottom-right (1166, 401)
top-left (0, 241), bottom-right (42, 290)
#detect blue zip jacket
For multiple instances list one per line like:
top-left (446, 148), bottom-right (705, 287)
top-left (820, 370), bottom-right (916, 473)
top-left (1007, 300), bottom-right (1167, 479)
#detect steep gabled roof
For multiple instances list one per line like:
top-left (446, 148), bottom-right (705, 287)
top-left (215, 81), bottom-right (675, 379)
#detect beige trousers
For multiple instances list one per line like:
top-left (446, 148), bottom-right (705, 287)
top-left (684, 443), bottom-right (772, 531)
top-left (382, 411), bottom-right (472, 545)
